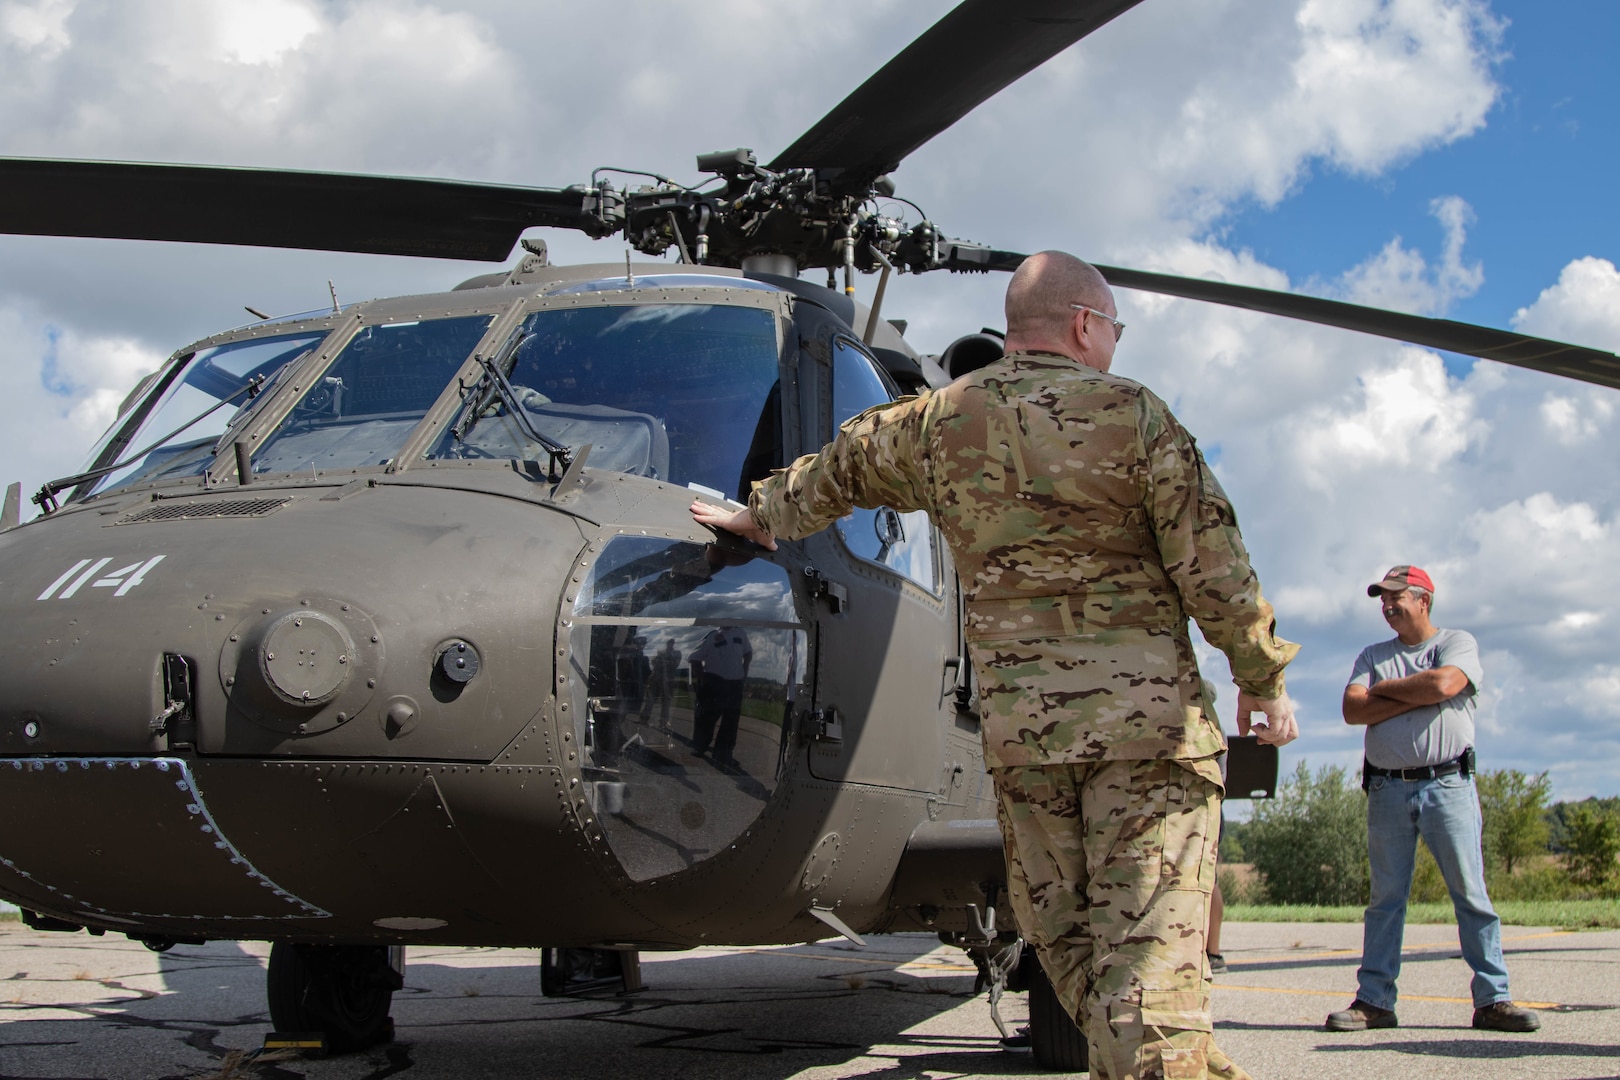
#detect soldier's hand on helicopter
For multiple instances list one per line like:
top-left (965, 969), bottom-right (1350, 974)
top-left (1236, 689), bottom-right (1298, 746)
top-left (689, 500), bottom-right (777, 551)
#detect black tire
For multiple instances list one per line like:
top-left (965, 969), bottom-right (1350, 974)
top-left (266, 943), bottom-right (398, 1054)
top-left (1027, 956), bottom-right (1089, 1072)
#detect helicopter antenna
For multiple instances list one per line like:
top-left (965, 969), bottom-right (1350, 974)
top-left (625, 251), bottom-right (634, 287)
top-left (244, 306), bottom-right (270, 320)
top-left (327, 280), bottom-right (339, 313)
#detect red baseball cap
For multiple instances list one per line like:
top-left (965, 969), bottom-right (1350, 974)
top-left (1367, 565), bottom-right (1435, 597)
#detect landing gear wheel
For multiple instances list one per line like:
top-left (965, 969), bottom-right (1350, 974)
top-left (266, 943), bottom-right (400, 1054)
top-left (1026, 953), bottom-right (1089, 1072)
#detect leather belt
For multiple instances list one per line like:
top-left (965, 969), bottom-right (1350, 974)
top-left (1364, 757), bottom-right (1465, 781)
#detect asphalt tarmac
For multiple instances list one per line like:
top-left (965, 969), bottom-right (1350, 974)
top-left (0, 920), bottom-right (1614, 1079)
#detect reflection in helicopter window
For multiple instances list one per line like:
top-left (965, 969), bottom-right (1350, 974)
top-left (251, 314), bottom-right (495, 475)
top-left (829, 336), bottom-right (938, 592)
top-left (82, 331), bottom-right (328, 496)
top-left (563, 535), bottom-right (806, 882)
top-left (428, 303), bottom-right (782, 499)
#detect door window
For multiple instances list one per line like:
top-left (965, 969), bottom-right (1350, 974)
top-left (829, 338), bottom-right (937, 593)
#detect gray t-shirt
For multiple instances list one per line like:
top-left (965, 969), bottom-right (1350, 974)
top-left (1347, 628), bottom-right (1482, 769)
top-left (690, 627), bottom-right (753, 681)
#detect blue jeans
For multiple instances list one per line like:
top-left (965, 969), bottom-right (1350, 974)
top-left (1358, 771), bottom-right (1511, 1010)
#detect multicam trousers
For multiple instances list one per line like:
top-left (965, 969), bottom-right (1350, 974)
top-left (993, 758), bottom-right (1245, 1080)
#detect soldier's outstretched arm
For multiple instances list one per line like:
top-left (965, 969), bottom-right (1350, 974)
top-left (745, 396), bottom-right (934, 541)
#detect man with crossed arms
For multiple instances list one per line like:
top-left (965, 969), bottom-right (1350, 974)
top-left (1328, 564), bottom-right (1539, 1034)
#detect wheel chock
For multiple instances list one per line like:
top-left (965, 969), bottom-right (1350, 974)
top-left (262, 1031), bottom-right (328, 1057)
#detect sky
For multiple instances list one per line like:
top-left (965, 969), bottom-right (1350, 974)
top-left (1, 0), bottom-right (1617, 802)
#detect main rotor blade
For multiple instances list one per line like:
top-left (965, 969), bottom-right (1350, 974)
top-left (940, 247), bottom-right (1620, 390)
top-left (770, 0), bottom-right (1144, 183)
top-left (0, 158), bottom-right (601, 261)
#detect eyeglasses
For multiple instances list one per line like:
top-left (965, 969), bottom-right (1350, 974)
top-left (1071, 304), bottom-right (1125, 342)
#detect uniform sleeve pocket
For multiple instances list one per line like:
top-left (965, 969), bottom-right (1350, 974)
top-left (1194, 453), bottom-right (1237, 527)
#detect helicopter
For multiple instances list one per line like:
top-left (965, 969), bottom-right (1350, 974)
top-left (1, 0), bottom-right (1618, 1070)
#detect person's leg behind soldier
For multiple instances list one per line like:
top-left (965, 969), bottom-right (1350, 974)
top-left (713, 679), bottom-right (744, 764)
top-left (996, 759), bottom-right (1239, 1080)
top-left (689, 676), bottom-right (719, 754)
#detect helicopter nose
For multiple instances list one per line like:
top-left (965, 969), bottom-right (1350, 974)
top-left (0, 480), bottom-right (578, 762)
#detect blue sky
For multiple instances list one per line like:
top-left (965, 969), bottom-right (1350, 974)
top-left (1228, 0), bottom-right (1620, 346)
top-left (1, 0), bottom-right (1617, 801)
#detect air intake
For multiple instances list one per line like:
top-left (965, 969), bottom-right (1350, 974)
top-left (117, 497), bottom-right (290, 524)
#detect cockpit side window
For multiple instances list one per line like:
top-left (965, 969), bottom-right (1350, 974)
top-left (80, 331), bottom-right (328, 498)
top-left (829, 337), bottom-right (939, 593)
top-left (426, 303), bottom-right (781, 498)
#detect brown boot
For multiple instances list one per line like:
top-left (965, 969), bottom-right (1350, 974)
top-left (1472, 1001), bottom-right (1541, 1032)
top-left (1325, 999), bottom-right (1398, 1031)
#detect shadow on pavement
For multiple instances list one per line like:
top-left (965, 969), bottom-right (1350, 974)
top-left (0, 931), bottom-right (1024, 1080)
top-left (1313, 1036), bottom-right (1620, 1061)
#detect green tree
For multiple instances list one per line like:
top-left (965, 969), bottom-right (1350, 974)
top-left (1549, 796), bottom-right (1620, 851)
top-left (1246, 761), bottom-right (1368, 905)
top-left (1476, 769), bottom-right (1551, 875)
top-left (1560, 802), bottom-right (1620, 888)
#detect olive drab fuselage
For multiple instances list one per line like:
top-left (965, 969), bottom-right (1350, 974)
top-left (0, 262), bottom-right (1004, 950)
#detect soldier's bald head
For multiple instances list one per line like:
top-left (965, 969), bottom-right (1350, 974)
top-left (1005, 251), bottom-right (1112, 340)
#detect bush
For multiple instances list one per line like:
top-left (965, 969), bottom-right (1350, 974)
top-left (1218, 826), bottom-right (1246, 864)
top-left (1409, 840), bottom-right (1448, 903)
top-left (1246, 761), bottom-right (1368, 906)
top-left (1487, 859), bottom-right (1583, 902)
top-left (1561, 802), bottom-right (1620, 889)
top-left (1215, 863), bottom-right (1256, 906)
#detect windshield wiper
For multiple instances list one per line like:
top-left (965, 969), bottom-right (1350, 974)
top-left (452, 333), bottom-right (575, 478)
top-left (450, 332), bottom-right (523, 443)
top-left (34, 369), bottom-right (276, 513)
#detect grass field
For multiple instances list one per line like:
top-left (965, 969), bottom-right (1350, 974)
top-left (1226, 898), bottom-right (1620, 930)
top-left (7, 900), bottom-right (1615, 929)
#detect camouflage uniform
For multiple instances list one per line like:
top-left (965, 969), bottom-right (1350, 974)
top-left (750, 351), bottom-right (1297, 1079)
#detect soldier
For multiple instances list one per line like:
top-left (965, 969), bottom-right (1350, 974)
top-left (691, 251), bottom-right (1299, 1080)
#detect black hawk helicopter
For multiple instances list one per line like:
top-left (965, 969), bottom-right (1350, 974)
top-left (0, 0), bottom-right (1616, 1068)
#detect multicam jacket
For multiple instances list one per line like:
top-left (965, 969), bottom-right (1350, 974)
top-left (749, 350), bottom-right (1298, 781)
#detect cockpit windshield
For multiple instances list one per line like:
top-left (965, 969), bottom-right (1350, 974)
top-left (80, 331), bottom-right (327, 498)
top-left (249, 314), bottom-right (494, 476)
top-left (426, 303), bottom-right (782, 499)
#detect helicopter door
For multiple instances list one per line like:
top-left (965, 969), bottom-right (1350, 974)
top-left (801, 334), bottom-right (950, 794)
